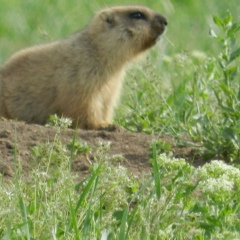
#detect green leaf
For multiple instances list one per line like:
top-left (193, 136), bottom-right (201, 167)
top-left (213, 15), bottom-right (224, 27)
top-left (226, 65), bottom-right (237, 79)
top-left (151, 142), bottom-right (161, 199)
top-left (223, 127), bottom-right (237, 140)
top-left (18, 196), bottom-right (31, 240)
top-left (148, 111), bottom-right (155, 122)
top-left (82, 176), bottom-right (99, 239)
top-left (224, 11), bottom-right (233, 26)
top-left (229, 47), bottom-right (240, 63)
top-left (174, 183), bottom-right (198, 202)
top-left (209, 29), bottom-right (217, 38)
top-left (209, 29), bottom-right (223, 42)
top-left (68, 194), bottom-right (80, 240)
top-left (113, 210), bottom-right (125, 222)
top-left (227, 23), bottom-right (240, 36)
top-left (119, 207), bottom-right (129, 240)
top-left (75, 163), bottom-right (102, 212)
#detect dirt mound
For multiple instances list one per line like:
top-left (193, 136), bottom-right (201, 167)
top-left (0, 120), bottom-right (204, 180)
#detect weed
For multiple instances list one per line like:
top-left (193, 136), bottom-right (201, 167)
top-left (118, 12), bottom-right (240, 162)
top-left (1, 1), bottom-right (240, 239)
top-left (201, 12), bottom-right (240, 161)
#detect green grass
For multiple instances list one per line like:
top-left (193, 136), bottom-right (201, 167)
top-left (0, 0), bottom-right (239, 59)
top-left (0, 0), bottom-right (240, 239)
top-left (116, 9), bottom-right (240, 162)
top-left (1, 133), bottom-right (240, 239)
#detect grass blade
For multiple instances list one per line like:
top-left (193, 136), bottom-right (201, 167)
top-left (68, 193), bottom-right (80, 240)
top-left (18, 196), bottom-right (31, 240)
top-left (75, 163), bottom-right (102, 213)
top-left (118, 207), bottom-right (129, 240)
top-left (151, 142), bottom-right (161, 199)
top-left (230, 47), bottom-right (240, 63)
top-left (69, 128), bottom-right (78, 171)
top-left (82, 176), bottom-right (99, 239)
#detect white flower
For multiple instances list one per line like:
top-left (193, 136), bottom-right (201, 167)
top-left (2, 189), bottom-right (14, 200)
top-left (158, 154), bottom-right (191, 170)
top-left (199, 177), bottom-right (234, 196)
top-left (196, 160), bottom-right (240, 187)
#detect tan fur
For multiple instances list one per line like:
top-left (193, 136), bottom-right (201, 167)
top-left (0, 5), bottom-right (167, 129)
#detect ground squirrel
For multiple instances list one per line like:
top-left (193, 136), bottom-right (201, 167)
top-left (0, 5), bottom-right (167, 129)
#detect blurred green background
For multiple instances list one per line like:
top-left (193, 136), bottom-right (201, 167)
top-left (0, 0), bottom-right (239, 62)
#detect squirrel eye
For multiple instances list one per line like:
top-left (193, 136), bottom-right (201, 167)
top-left (130, 12), bottom-right (146, 20)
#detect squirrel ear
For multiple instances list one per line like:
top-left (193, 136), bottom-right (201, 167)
top-left (100, 10), bottom-right (115, 25)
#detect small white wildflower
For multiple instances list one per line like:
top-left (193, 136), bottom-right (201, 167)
top-left (3, 189), bottom-right (14, 200)
top-left (199, 177), bottom-right (234, 196)
top-left (196, 165), bottom-right (208, 179)
top-left (159, 224), bottom-right (176, 238)
top-left (213, 230), bottom-right (240, 240)
top-left (101, 229), bottom-right (110, 240)
top-left (46, 114), bottom-right (72, 128)
top-left (206, 160), bottom-right (239, 174)
top-left (35, 171), bottom-right (48, 177)
top-left (187, 228), bottom-right (203, 238)
top-left (162, 55), bottom-right (173, 63)
top-left (190, 50), bottom-right (207, 60)
top-left (196, 160), bottom-right (240, 187)
top-left (158, 154), bottom-right (191, 171)
top-left (98, 140), bottom-right (111, 149)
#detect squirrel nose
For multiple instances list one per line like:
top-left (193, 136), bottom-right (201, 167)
top-left (157, 14), bottom-right (168, 26)
top-left (162, 17), bottom-right (168, 26)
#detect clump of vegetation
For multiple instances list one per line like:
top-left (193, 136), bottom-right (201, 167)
top-left (1, 1), bottom-right (240, 239)
top-left (118, 12), bottom-right (240, 162)
top-left (1, 140), bottom-right (240, 239)
top-left (201, 12), bottom-right (240, 161)
top-left (46, 114), bottom-right (73, 129)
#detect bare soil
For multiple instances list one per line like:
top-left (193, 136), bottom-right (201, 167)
top-left (0, 120), bottom-right (207, 180)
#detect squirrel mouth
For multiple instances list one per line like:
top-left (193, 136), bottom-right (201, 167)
top-left (155, 35), bottom-right (163, 43)
top-left (154, 27), bottom-right (166, 43)
top-left (153, 15), bottom-right (167, 39)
